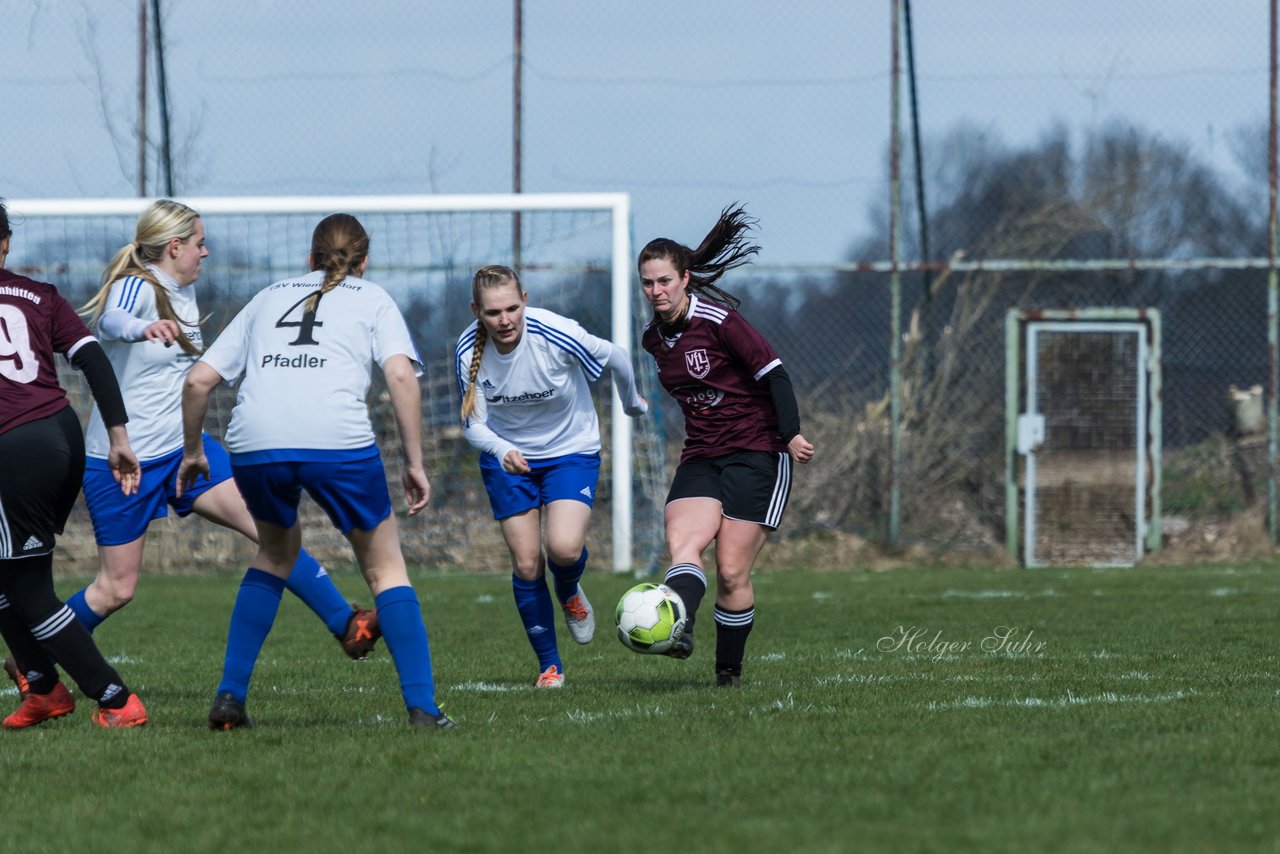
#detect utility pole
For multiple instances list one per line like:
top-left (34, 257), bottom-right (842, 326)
top-left (136, 0), bottom-right (148, 196)
top-left (512, 0), bottom-right (523, 271)
top-left (152, 0), bottom-right (173, 196)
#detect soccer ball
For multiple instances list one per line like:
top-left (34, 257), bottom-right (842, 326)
top-left (615, 583), bottom-right (687, 654)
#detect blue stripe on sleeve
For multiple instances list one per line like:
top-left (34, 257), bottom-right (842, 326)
top-left (115, 276), bottom-right (145, 313)
top-left (527, 318), bottom-right (604, 379)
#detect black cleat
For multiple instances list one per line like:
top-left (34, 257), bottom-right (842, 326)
top-left (208, 691), bottom-right (253, 731)
top-left (408, 707), bottom-right (460, 730)
top-left (338, 606), bottom-right (381, 660)
top-left (715, 668), bottom-right (742, 688)
top-left (665, 631), bottom-right (694, 660)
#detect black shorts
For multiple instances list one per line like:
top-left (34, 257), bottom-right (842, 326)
top-left (666, 450), bottom-right (792, 530)
top-left (0, 406), bottom-right (84, 560)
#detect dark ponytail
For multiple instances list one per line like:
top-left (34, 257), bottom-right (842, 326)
top-left (306, 213), bottom-right (369, 313)
top-left (637, 203), bottom-right (759, 309)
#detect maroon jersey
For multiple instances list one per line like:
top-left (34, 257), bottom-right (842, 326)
top-left (642, 294), bottom-right (785, 462)
top-left (0, 268), bottom-right (96, 435)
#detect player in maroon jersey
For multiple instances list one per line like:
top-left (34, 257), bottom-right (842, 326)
top-left (638, 204), bottom-right (814, 687)
top-left (0, 199), bottom-right (147, 727)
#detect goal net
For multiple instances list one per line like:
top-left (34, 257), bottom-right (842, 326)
top-left (7, 193), bottom-right (666, 575)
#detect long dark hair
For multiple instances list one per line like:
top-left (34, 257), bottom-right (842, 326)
top-left (636, 203), bottom-right (759, 310)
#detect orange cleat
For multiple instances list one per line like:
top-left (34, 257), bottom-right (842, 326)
top-left (534, 664), bottom-right (565, 688)
top-left (91, 693), bottom-right (147, 728)
top-left (3, 655), bottom-right (30, 700)
top-left (4, 682), bottom-right (74, 729)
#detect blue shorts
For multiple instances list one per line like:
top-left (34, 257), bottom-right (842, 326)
top-left (230, 447), bottom-right (391, 535)
top-left (479, 452), bottom-right (600, 521)
top-left (83, 433), bottom-right (232, 547)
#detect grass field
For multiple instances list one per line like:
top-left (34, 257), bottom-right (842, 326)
top-left (5, 563), bottom-right (1280, 852)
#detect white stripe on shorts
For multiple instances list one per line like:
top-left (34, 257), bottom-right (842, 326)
top-left (0, 495), bottom-right (11, 558)
top-left (764, 453), bottom-right (792, 529)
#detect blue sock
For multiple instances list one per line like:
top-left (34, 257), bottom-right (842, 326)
top-left (66, 588), bottom-right (106, 634)
top-left (546, 547), bottom-right (588, 606)
top-left (283, 549), bottom-right (352, 636)
top-left (216, 568), bottom-right (286, 704)
top-left (511, 574), bottom-right (560, 672)
top-left (374, 585), bottom-right (438, 714)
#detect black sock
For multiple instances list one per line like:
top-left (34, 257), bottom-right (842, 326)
top-left (3, 554), bottom-right (128, 705)
top-left (0, 590), bottom-right (60, 694)
top-left (714, 604), bottom-right (754, 675)
top-left (662, 563), bottom-right (707, 634)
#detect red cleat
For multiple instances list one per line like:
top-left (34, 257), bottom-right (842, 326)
top-left (4, 682), bottom-right (74, 729)
top-left (92, 693), bottom-right (147, 729)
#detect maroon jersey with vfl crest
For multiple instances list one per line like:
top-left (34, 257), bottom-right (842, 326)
top-left (641, 294), bottom-right (785, 462)
top-left (0, 268), bottom-right (96, 435)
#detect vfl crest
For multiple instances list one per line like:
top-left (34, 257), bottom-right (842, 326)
top-left (684, 348), bottom-right (710, 379)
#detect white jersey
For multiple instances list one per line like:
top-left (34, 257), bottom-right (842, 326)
top-left (454, 307), bottom-right (613, 461)
top-left (85, 265), bottom-right (203, 461)
top-left (200, 270), bottom-right (421, 455)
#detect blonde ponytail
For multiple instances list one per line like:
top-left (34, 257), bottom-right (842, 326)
top-left (80, 199), bottom-right (204, 356)
top-left (460, 323), bottom-right (488, 420)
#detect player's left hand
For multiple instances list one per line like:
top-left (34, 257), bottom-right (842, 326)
top-left (403, 466), bottom-right (431, 516)
top-left (788, 433), bottom-right (814, 464)
top-left (175, 454), bottom-right (210, 497)
top-left (624, 395), bottom-right (648, 417)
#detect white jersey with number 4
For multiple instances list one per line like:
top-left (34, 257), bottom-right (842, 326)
top-left (200, 270), bottom-right (421, 454)
top-left (454, 307), bottom-right (611, 461)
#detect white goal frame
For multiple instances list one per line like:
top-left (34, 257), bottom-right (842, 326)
top-left (11, 192), bottom-right (639, 570)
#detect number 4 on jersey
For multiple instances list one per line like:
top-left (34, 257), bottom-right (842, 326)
top-left (275, 294), bottom-right (323, 345)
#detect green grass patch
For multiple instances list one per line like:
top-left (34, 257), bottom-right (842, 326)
top-left (6, 565), bottom-right (1280, 852)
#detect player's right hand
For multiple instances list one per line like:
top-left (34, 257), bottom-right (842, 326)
top-left (502, 449), bottom-right (531, 475)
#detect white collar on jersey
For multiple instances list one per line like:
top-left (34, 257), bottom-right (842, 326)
top-left (144, 262), bottom-right (183, 293)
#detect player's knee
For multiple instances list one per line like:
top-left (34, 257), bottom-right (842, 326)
top-left (717, 566), bottom-right (751, 594)
top-left (546, 542), bottom-right (583, 568)
top-left (510, 555), bottom-right (542, 579)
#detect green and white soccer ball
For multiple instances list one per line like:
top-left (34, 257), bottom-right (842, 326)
top-left (615, 582), bottom-right (687, 654)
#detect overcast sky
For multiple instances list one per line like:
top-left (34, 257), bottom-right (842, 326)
top-left (4, 0), bottom-right (1270, 266)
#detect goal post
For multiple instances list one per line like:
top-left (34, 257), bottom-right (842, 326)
top-left (8, 192), bottom-right (660, 573)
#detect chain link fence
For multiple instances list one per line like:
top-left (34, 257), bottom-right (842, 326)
top-left (5, 1), bottom-right (1275, 566)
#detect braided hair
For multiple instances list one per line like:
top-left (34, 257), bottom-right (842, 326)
top-left (460, 265), bottom-right (524, 420)
top-left (306, 213), bottom-right (369, 314)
